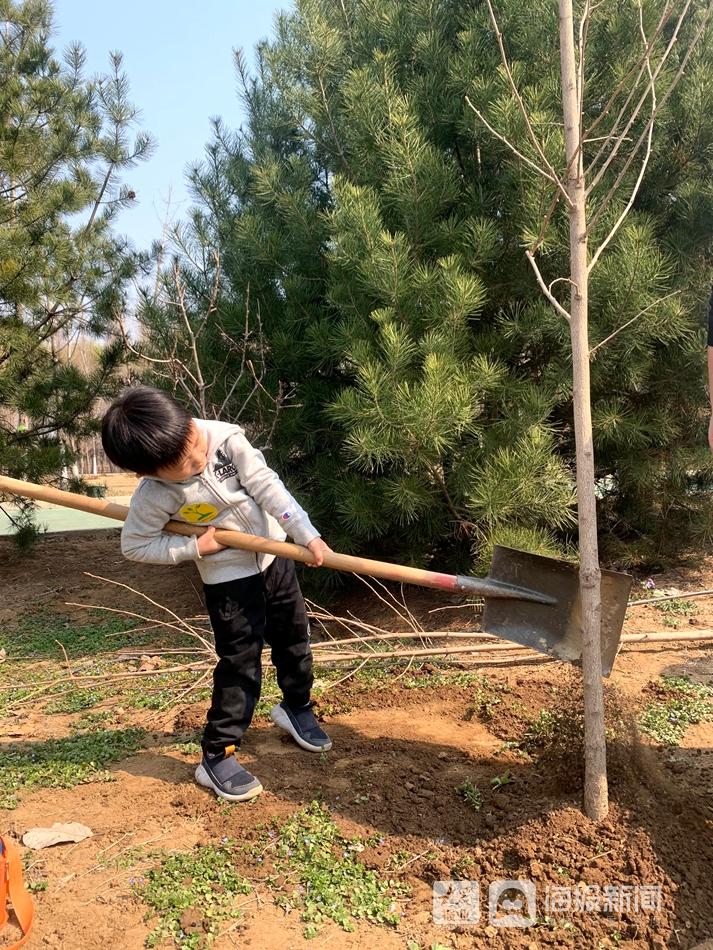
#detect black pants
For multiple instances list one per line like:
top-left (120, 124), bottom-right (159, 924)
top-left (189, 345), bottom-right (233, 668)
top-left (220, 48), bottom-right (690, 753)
top-left (202, 557), bottom-right (313, 751)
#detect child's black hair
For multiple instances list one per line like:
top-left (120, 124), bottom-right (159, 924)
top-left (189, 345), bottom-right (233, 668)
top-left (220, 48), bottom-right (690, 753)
top-left (101, 386), bottom-right (193, 475)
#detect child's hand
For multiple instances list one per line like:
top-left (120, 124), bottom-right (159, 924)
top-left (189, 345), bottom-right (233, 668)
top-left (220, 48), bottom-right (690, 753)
top-left (307, 537), bottom-right (331, 567)
top-left (197, 526), bottom-right (228, 557)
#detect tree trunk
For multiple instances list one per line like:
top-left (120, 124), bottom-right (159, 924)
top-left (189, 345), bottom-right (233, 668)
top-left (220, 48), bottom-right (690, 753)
top-left (558, 0), bottom-right (608, 820)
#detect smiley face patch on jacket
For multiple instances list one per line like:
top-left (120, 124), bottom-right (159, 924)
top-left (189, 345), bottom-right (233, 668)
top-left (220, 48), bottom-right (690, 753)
top-left (180, 503), bottom-right (219, 523)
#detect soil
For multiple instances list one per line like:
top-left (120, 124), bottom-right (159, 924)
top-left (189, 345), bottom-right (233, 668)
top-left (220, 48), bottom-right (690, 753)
top-left (1, 487), bottom-right (713, 950)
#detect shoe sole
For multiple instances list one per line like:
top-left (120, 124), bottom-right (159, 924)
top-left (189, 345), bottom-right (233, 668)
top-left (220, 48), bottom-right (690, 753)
top-left (269, 704), bottom-right (333, 752)
top-left (195, 764), bottom-right (263, 801)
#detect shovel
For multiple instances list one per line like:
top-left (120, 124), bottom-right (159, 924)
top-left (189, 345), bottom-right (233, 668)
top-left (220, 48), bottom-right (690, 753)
top-left (0, 475), bottom-right (632, 673)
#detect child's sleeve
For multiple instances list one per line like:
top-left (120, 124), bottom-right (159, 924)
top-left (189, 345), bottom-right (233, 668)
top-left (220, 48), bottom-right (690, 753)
top-left (224, 432), bottom-right (320, 547)
top-left (121, 487), bottom-right (200, 565)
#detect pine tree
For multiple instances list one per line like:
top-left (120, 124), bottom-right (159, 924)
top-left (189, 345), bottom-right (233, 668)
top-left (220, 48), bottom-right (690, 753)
top-left (0, 0), bottom-right (154, 508)
top-left (141, 0), bottom-right (713, 572)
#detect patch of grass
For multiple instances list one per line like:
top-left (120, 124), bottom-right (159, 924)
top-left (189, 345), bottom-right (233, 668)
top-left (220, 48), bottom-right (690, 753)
top-left (0, 656), bottom-right (213, 720)
top-left (399, 669), bottom-right (483, 691)
top-left (493, 740), bottom-right (528, 758)
top-left (455, 778), bottom-right (483, 811)
top-left (72, 708), bottom-right (121, 728)
top-left (254, 802), bottom-right (408, 937)
top-left (467, 674), bottom-right (512, 721)
top-left (653, 597), bottom-right (698, 617)
top-left (2, 610), bottom-right (142, 658)
top-left (169, 739), bottom-right (202, 756)
top-left (315, 664), bottom-right (483, 693)
top-left (0, 727), bottom-right (146, 808)
top-left (639, 677), bottom-right (713, 745)
top-left (524, 710), bottom-right (561, 749)
top-left (22, 850), bottom-right (49, 892)
top-left (45, 688), bottom-right (109, 714)
top-left (99, 844), bottom-right (151, 873)
top-left (135, 841), bottom-right (251, 949)
top-left (522, 707), bottom-right (589, 762)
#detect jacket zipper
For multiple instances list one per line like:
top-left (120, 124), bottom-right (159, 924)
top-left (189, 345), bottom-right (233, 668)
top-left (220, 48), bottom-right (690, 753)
top-left (200, 463), bottom-right (261, 571)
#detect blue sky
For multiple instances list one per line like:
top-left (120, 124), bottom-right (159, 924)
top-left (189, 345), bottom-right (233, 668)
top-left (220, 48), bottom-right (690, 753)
top-left (52, 1), bottom-right (285, 249)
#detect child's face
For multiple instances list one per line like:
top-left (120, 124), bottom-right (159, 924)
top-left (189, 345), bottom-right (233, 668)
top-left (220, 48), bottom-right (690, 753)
top-left (152, 423), bottom-right (208, 481)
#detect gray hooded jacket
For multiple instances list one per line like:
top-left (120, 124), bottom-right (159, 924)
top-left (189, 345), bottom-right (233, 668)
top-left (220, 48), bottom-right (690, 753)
top-left (121, 419), bottom-right (320, 585)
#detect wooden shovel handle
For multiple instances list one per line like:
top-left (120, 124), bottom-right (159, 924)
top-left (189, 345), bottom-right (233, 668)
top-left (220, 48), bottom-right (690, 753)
top-left (0, 475), bottom-right (463, 594)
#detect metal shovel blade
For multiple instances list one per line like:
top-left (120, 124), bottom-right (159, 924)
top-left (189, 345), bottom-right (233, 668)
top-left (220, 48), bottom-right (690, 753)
top-left (482, 546), bottom-right (633, 676)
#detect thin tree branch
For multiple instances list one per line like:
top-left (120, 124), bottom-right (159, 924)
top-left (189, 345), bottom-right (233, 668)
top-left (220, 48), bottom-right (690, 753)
top-left (586, 0), bottom-right (696, 197)
top-left (577, 0), bottom-right (591, 173)
top-left (589, 289), bottom-right (682, 355)
top-left (465, 97), bottom-right (569, 198)
top-left (585, 0), bottom-right (657, 264)
top-left (587, 0), bottom-right (713, 270)
top-left (525, 250), bottom-right (572, 322)
top-left (583, 0), bottom-right (680, 157)
top-left (483, 0), bottom-right (572, 206)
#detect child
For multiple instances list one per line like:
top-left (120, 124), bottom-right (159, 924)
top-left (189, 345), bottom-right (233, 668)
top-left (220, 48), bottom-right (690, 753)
top-left (101, 386), bottom-right (332, 801)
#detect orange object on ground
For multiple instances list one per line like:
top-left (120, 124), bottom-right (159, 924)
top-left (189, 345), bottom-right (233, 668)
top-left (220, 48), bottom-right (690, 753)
top-left (0, 834), bottom-right (34, 949)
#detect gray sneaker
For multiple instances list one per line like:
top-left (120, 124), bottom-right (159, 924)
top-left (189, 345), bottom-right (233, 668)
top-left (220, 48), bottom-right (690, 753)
top-left (195, 746), bottom-right (263, 801)
top-left (270, 700), bottom-right (332, 752)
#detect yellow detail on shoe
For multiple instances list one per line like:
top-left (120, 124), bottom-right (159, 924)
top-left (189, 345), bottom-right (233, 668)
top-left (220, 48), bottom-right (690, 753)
top-left (224, 745), bottom-right (235, 757)
top-left (179, 503), bottom-right (218, 523)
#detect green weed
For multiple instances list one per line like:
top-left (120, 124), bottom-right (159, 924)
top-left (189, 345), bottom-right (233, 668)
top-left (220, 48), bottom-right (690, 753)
top-left (21, 851), bottom-right (49, 892)
top-left (254, 801), bottom-right (408, 937)
top-left (455, 778), bottom-right (483, 811)
top-left (135, 841), bottom-right (251, 948)
top-left (467, 674), bottom-right (511, 720)
top-left (653, 597), bottom-right (698, 617)
top-left (400, 670), bottom-right (482, 690)
top-left (46, 688), bottom-right (108, 714)
top-left (449, 854), bottom-right (474, 879)
top-left (524, 710), bottom-right (560, 748)
top-left (72, 708), bottom-right (120, 728)
top-left (639, 677), bottom-right (713, 745)
top-left (0, 727), bottom-right (146, 808)
top-left (490, 769), bottom-right (514, 790)
top-left (170, 740), bottom-right (202, 755)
